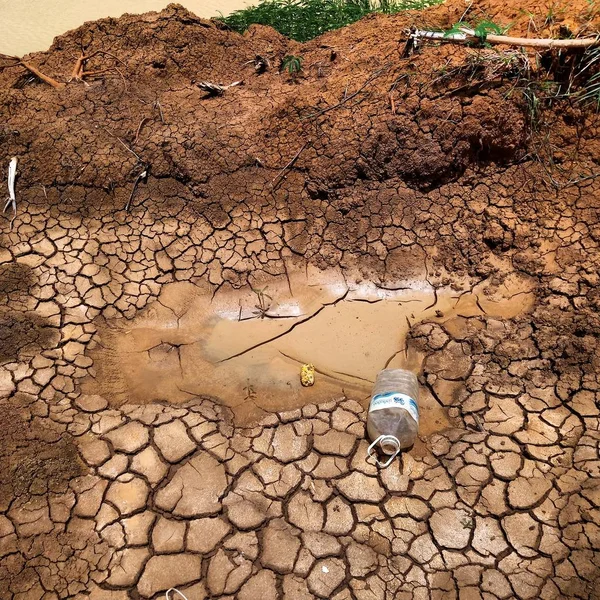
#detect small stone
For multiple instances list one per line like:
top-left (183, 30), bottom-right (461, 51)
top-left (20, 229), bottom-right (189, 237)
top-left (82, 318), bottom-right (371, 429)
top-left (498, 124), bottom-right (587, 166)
top-left (187, 517), bottom-right (231, 553)
top-left (131, 445), bottom-right (169, 485)
top-left (154, 419), bottom-right (197, 463)
top-left (155, 452), bottom-right (227, 517)
top-left (105, 477), bottom-right (149, 516)
top-left (75, 394), bottom-right (108, 412)
top-left (307, 558), bottom-right (346, 598)
top-left (336, 471), bottom-right (385, 503)
top-left (260, 519), bottom-right (301, 573)
top-left (153, 516), bottom-right (186, 553)
top-left (137, 554), bottom-right (202, 598)
top-left (104, 421), bottom-right (149, 453)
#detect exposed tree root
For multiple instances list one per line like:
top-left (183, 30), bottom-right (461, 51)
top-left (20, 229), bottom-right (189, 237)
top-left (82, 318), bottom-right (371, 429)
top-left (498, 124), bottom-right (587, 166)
top-left (0, 54), bottom-right (64, 88)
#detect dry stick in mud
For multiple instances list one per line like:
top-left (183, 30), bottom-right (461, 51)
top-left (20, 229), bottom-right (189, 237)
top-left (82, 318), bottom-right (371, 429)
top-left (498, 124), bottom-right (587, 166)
top-left (408, 28), bottom-right (600, 50)
top-left (271, 141), bottom-right (311, 189)
top-left (303, 63), bottom-right (392, 120)
top-left (69, 49), bottom-right (126, 82)
top-left (0, 54), bottom-right (64, 88)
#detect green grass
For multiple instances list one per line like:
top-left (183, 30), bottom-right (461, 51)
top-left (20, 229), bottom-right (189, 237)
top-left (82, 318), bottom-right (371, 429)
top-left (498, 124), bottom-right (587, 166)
top-left (218, 0), bottom-right (441, 42)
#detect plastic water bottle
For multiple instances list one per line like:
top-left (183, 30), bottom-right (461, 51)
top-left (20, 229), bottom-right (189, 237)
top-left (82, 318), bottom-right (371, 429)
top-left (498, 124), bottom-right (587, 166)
top-left (367, 369), bottom-right (419, 467)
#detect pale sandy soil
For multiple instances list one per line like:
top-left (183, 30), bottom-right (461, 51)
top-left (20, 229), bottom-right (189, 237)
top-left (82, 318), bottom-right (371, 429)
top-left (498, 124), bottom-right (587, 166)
top-left (0, 0), bottom-right (253, 56)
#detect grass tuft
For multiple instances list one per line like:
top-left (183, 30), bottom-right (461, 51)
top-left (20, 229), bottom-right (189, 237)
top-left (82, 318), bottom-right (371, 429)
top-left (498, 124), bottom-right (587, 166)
top-left (218, 0), bottom-right (442, 42)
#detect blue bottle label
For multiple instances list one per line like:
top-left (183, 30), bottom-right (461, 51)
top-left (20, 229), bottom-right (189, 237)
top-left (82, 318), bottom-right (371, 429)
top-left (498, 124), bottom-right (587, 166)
top-left (369, 392), bottom-right (419, 424)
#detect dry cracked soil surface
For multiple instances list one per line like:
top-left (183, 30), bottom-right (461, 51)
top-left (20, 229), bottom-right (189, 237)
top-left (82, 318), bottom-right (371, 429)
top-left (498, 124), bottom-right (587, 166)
top-left (1, 0), bottom-right (600, 598)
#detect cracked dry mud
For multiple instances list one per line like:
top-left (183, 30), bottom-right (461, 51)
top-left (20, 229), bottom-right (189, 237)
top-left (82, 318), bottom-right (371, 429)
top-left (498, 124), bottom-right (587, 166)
top-left (1, 0), bottom-right (600, 598)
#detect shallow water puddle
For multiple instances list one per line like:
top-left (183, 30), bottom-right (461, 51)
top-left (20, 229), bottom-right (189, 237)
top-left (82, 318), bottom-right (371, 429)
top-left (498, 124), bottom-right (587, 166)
top-left (84, 268), bottom-right (534, 423)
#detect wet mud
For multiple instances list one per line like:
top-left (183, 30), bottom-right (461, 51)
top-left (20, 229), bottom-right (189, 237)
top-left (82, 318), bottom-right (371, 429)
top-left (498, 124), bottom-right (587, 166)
top-left (86, 268), bottom-right (534, 424)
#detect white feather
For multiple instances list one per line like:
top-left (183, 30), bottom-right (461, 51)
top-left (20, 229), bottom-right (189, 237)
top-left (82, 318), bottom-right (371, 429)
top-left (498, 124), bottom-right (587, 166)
top-left (7, 157), bottom-right (17, 203)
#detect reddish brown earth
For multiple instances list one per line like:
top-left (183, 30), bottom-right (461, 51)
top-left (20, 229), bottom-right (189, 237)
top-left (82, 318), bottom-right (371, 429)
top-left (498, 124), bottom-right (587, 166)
top-left (1, 0), bottom-right (600, 598)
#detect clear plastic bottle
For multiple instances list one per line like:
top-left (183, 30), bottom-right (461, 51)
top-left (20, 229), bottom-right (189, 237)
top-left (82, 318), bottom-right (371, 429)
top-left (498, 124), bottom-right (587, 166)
top-left (367, 369), bottom-right (419, 467)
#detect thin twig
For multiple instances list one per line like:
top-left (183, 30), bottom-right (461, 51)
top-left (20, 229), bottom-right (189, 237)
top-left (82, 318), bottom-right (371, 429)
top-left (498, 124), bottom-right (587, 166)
top-left (134, 117), bottom-right (150, 144)
top-left (271, 141), bottom-right (310, 189)
top-left (125, 167), bottom-right (148, 212)
top-left (303, 64), bottom-right (391, 119)
top-left (101, 127), bottom-right (143, 162)
top-left (154, 100), bottom-right (165, 123)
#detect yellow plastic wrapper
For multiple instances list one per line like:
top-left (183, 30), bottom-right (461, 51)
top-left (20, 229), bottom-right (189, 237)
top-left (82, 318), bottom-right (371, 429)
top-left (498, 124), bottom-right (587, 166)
top-left (300, 363), bottom-right (315, 387)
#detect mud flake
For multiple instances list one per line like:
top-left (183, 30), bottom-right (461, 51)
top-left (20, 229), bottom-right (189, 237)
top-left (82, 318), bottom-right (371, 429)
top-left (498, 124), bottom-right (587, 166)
top-left (346, 541), bottom-right (378, 577)
top-left (155, 452), bottom-right (227, 517)
top-left (137, 553), bottom-right (202, 598)
top-left (324, 496), bottom-right (354, 535)
top-left (313, 429), bottom-right (357, 457)
top-left (105, 477), bottom-right (149, 516)
top-left (130, 445), bottom-right (169, 485)
top-left (260, 518), bottom-right (301, 574)
top-left (308, 558), bottom-right (346, 598)
top-left (122, 510), bottom-right (156, 546)
top-left (103, 421), bottom-right (149, 453)
top-left (154, 419), bottom-right (196, 463)
top-left (288, 490), bottom-right (324, 532)
top-left (502, 512), bottom-right (541, 557)
top-left (336, 471), bottom-right (385, 503)
top-left (508, 476), bottom-right (553, 510)
top-left (429, 507), bottom-right (472, 550)
top-left (152, 516), bottom-right (186, 553)
top-left (187, 517), bottom-right (231, 553)
top-left (472, 516), bottom-right (509, 557)
top-left (206, 548), bottom-right (252, 595)
top-left (106, 546), bottom-right (150, 587)
top-left (75, 394), bottom-right (108, 413)
top-left (239, 569), bottom-right (278, 600)
top-left (271, 423), bottom-right (310, 463)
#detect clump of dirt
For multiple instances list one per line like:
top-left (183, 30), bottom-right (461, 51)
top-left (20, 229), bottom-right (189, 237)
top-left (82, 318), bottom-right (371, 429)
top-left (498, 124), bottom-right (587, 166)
top-left (0, 310), bottom-right (59, 362)
top-left (0, 400), bottom-right (85, 509)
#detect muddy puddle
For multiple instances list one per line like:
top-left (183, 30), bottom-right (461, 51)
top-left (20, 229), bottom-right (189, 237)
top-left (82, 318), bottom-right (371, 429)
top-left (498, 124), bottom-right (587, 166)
top-left (84, 267), bottom-right (535, 423)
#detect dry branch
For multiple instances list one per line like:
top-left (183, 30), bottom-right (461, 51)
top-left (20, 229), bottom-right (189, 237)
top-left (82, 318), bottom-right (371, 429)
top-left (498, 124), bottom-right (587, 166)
top-left (410, 28), bottom-right (600, 50)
